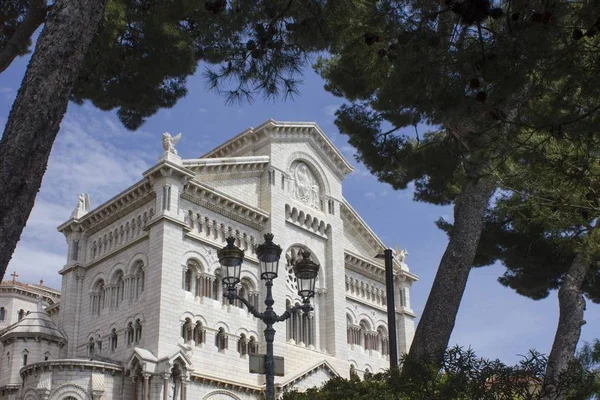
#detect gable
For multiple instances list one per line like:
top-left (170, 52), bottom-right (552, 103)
top-left (201, 120), bottom-right (354, 178)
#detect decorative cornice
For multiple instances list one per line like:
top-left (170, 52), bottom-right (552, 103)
top-left (340, 199), bottom-right (387, 255)
top-left (182, 180), bottom-right (269, 231)
top-left (190, 372), bottom-right (262, 394)
top-left (20, 360), bottom-right (122, 379)
top-left (345, 251), bottom-right (386, 282)
top-left (0, 282), bottom-right (60, 303)
top-left (142, 158), bottom-right (195, 183)
top-left (183, 156), bottom-right (270, 180)
top-left (57, 180), bottom-right (155, 234)
top-left (346, 294), bottom-right (387, 313)
top-left (86, 192), bottom-right (156, 236)
top-left (200, 120), bottom-right (354, 178)
top-left (345, 250), bottom-right (418, 283)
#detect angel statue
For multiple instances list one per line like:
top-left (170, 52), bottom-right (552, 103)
top-left (71, 193), bottom-right (91, 218)
top-left (395, 246), bottom-right (409, 263)
top-left (162, 132), bottom-right (182, 155)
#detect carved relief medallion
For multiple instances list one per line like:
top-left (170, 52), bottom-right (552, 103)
top-left (291, 161), bottom-right (320, 210)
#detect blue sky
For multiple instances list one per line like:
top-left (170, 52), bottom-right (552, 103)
top-left (1, 49), bottom-right (599, 366)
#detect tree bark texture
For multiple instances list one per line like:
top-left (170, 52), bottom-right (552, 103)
top-left (0, 0), bottom-right (48, 74)
top-left (408, 175), bottom-right (495, 365)
top-left (542, 251), bottom-right (590, 400)
top-left (0, 0), bottom-right (108, 282)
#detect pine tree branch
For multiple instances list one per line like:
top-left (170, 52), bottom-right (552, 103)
top-left (0, 0), bottom-right (48, 74)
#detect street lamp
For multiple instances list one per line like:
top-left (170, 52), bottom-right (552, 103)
top-left (375, 248), bottom-right (399, 370)
top-left (218, 234), bottom-right (319, 400)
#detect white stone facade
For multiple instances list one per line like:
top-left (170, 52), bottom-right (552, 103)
top-left (1, 120), bottom-right (418, 400)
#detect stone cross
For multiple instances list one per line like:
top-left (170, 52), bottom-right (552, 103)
top-left (11, 271), bottom-right (18, 283)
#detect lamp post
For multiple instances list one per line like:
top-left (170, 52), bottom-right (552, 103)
top-left (218, 234), bottom-right (319, 400)
top-left (375, 248), bottom-right (398, 369)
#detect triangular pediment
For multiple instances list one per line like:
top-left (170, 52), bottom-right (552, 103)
top-left (276, 359), bottom-right (340, 393)
top-left (201, 120), bottom-right (354, 178)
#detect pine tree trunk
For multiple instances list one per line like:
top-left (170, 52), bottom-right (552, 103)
top-left (407, 175), bottom-right (495, 365)
top-left (541, 251), bottom-right (590, 400)
top-left (0, 0), bottom-right (108, 282)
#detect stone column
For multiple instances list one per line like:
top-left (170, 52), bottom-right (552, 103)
top-left (143, 373), bottom-right (151, 400)
top-left (163, 373), bottom-right (170, 400)
top-left (132, 377), bottom-right (138, 400)
top-left (181, 376), bottom-right (189, 400)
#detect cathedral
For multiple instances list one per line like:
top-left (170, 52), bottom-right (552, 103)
top-left (0, 120), bottom-right (418, 400)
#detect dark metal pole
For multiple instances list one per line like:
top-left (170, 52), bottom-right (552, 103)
top-left (263, 280), bottom-right (276, 400)
top-left (384, 248), bottom-right (399, 369)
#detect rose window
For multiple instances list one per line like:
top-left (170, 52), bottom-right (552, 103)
top-left (285, 246), bottom-right (319, 293)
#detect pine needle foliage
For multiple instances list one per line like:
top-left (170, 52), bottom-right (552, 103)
top-left (282, 346), bottom-right (600, 400)
top-left (1, 0), bottom-right (339, 130)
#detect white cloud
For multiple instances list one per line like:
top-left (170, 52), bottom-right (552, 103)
top-left (7, 107), bottom-right (156, 284)
top-left (364, 192), bottom-right (376, 199)
top-left (0, 86), bottom-right (15, 101)
top-left (323, 104), bottom-right (339, 118)
top-left (6, 245), bottom-right (66, 289)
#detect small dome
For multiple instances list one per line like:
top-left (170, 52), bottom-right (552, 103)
top-left (0, 301), bottom-right (65, 344)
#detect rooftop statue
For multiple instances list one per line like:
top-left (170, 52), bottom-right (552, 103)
top-left (71, 193), bottom-right (91, 219)
top-left (162, 132), bottom-right (182, 155)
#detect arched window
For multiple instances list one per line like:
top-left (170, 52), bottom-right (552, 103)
top-left (377, 326), bottom-right (389, 356)
top-left (238, 334), bottom-right (248, 355)
top-left (235, 279), bottom-right (259, 310)
top-left (91, 279), bottom-right (105, 315)
top-left (286, 300), bottom-right (293, 342)
top-left (17, 309), bottom-right (25, 321)
top-left (22, 349), bottom-right (28, 366)
top-left (347, 315), bottom-right (360, 346)
top-left (360, 321), bottom-right (370, 350)
top-left (126, 322), bottom-right (134, 345)
top-left (113, 271), bottom-right (125, 308)
top-left (287, 301), bottom-right (314, 346)
top-left (212, 275), bottom-right (220, 300)
top-left (131, 261), bottom-right (145, 299)
top-left (110, 328), bottom-right (118, 351)
top-left (184, 268), bottom-right (192, 292)
top-left (249, 336), bottom-right (259, 354)
top-left (194, 321), bottom-right (205, 345)
top-left (216, 328), bottom-right (228, 351)
top-left (88, 338), bottom-right (95, 356)
top-left (6, 352), bottom-right (10, 367)
top-left (134, 319), bottom-right (142, 343)
top-left (44, 351), bottom-right (50, 361)
top-left (350, 364), bottom-right (359, 380)
top-left (0, 307), bottom-right (5, 321)
top-left (181, 318), bottom-right (193, 342)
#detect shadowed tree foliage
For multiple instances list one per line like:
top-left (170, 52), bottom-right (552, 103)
top-left (314, 0), bottom-right (600, 366)
top-left (0, 0), bottom-right (339, 284)
top-left (1, 0), bottom-right (333, 129)
top-left (282, 346), bottom-right (600, 400)
top-left (437, 135), bottom-right (600, 392)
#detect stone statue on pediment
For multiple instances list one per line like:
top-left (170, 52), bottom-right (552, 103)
top-left (396, 248), bottom-right (409, 263)
top-left (71, 193), bottom-right (91, 219)
top-left (162, 132), bottom-right (182, 155)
